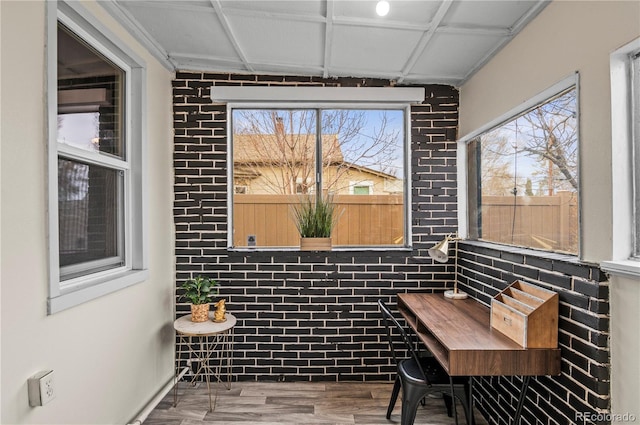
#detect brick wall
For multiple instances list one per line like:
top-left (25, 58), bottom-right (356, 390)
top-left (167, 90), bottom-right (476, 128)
top-left (172, 71), bottom-right (610, 425)
top-left (456, 242), bottom-right (610, 425)
top-left (172, 71), bottom-right (459, 382)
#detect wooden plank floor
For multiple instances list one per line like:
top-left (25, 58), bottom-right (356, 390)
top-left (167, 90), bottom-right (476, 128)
top-left (144, 381), bottom-right (489, 425)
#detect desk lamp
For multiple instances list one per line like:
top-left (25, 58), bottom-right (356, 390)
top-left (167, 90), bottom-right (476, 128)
top-left (428, 234), bottom-right (468, 299)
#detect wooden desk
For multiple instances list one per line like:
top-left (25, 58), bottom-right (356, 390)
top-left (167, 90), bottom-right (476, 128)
top-left (397, 293), bottom-right (561, 424)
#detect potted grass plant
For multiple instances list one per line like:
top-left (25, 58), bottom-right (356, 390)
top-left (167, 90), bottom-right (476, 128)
top-left (291, 194), bottom-right (342, 251)
top-left (180, 275), bottom-right (220, 322)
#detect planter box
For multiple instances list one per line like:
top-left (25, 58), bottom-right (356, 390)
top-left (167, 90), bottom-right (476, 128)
top-left (490, 280), bottom-right (558, 348)
top-left (300, 237), bottom-right (332, 251)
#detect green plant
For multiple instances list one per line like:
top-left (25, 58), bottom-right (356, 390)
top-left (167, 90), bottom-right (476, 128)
top-left (291, 194), bottom-right (342, 238)
top-left (180, 275), bottom-right (219, 305)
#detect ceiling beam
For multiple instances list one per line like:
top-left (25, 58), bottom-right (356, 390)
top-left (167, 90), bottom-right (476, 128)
top-left (397, 0), bottom-right (454, 84)
top-left (322, 0), bottom-right (335, 78)
top-left (222, 6), bottom-right (326, 24)
top-left (209, 0), bottom-right (254, 73)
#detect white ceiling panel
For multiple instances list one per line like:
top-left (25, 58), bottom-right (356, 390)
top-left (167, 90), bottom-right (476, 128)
top-left (102, 0), bottom-right (550, 86)
top-left (330, 25), bottom-right (422, 73)
top-left (333, 1), bottom-right (440, 26)
top-left (442, 0), bottom-right (540, 28)
top-left (410, 32), bottom-right (506, 80)
top-left (228, 14), bottom-right (325, 67)
top-left (121, 3), bottom-right (239, 59)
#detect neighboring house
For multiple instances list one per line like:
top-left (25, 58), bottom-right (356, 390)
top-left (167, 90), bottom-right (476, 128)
top-left (233, 130), bottom-right (402, 195)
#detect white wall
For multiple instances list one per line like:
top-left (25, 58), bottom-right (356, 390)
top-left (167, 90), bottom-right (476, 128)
top-left (459, 1), bottom-right (640, 422)
top-left (1, 1), bottom-right (175, 424)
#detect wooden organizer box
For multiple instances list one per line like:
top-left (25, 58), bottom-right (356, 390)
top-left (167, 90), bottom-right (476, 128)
top-left (490, 280), bottom-right (559, 348)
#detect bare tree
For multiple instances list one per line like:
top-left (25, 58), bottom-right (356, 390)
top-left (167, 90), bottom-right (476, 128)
top-left (477, 89), bottom-right (578, 197)
top-left (478, 133), bottom-right (516, 196)
top-left (232, 109), bottom-right (401, 195)
top-left (519, 89), bottom-right (578, 194)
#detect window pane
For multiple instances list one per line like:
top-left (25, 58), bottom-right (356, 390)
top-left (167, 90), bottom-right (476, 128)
top-left (57, 23), bottom-right (125, 158)
top-left (472, 88), bottom-right (579, 254)
top-left (232, 109), bottom-right (317, 247)
top-left (321, 109), bottom-right (405, 246)
top-left (231, 108), bottom-right (406, 248)
top-left (58, 158), bottom-right (124, 280)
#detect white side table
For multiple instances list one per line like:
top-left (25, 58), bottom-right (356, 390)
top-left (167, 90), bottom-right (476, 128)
top-left (173, 312), bottom-right (236, 411)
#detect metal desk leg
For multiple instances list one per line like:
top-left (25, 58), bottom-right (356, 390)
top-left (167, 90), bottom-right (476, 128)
top-left (468, 377), bottom-right (474, 425)
top-left (450, 377), bottom-right (459, 425)
top-left (513, 376), bottom-right (531, 424)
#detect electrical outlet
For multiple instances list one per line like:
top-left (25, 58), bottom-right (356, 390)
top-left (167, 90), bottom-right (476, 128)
top-left (28, 370), bottom-right (55, 407)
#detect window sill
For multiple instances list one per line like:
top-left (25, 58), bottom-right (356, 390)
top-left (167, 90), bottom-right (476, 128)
top-left (459, 239), bottom-right (583, 264)
top-left (601, 260), bottom-right (640, 280)
top-left (227, 246), bottom-right (413, 253)
top-left (48, 269), bottom-right (149, 314)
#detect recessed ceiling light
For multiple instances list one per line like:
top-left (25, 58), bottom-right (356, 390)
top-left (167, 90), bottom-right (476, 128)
top-left (376, 0), bottom-right (390, 17)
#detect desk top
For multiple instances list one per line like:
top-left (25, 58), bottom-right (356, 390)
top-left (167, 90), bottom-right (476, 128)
top-left (398, 293), bottom-right (561, 376)
top-left (174, 312), bottom-right (236, 336)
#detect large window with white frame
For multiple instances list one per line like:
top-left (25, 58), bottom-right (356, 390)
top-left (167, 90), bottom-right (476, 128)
top-left (464, 77), bottom-right (580, 255)
top-left (211, 85), bottom-right (424, 250)
top-left (230, 107), bottom-right (407, 248)
top-left (47, 2), bottom-right (147, 313)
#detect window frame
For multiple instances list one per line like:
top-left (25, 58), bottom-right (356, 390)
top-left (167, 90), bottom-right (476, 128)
top-left (601, 37), bottom-right (640, 279)
top-left (457, 73), bottom-right (581, 257)
top-left (228, 103), bottom-right (410, 250)
top-left (46, 1), bottom-right (148, 314)
top-left (213, 86), bottom-right (424, 251)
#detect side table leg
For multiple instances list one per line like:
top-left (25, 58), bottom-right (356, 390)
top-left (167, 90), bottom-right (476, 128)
top-left (203, 337), bottom-right (213, 411)
top-left (224, 330), bottom-right (233, 389)
top-left (174, 335), bottom-right (181, 407)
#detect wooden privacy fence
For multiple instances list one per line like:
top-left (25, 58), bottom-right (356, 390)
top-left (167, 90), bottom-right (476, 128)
top-left (480, 191), bottom-right (578, 253)
top-left (233, 194), bottom-right (404, 247)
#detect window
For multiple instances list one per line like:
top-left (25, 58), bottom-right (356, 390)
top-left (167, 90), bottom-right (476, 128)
top-left (602, 37), bottom-right (640, 279)
top-left (465, 78), bottom-right (579, 254)
top-left (57, 23), bottom-right (126, 280)
top-left (47, 2), bottom-right (147, 313)
top-left (231, 108), bottom-right (406, 248)
top-left (633, 52), bottom-right (640, 258)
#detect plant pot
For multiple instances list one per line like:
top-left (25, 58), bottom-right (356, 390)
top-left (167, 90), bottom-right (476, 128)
top-left (300, 237), bottom-right (332, 251)
top-left (190, 304), bottom-right (210, 322)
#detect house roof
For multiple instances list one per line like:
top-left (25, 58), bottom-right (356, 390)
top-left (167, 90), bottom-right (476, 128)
top-left (233, 133), bottom-right (343, 165)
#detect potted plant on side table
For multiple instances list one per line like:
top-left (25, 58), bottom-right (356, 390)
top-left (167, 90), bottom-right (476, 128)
top-left (291, 194), bottom-right (342, 251)
top-left (180, 275), bottom-right (220, 322)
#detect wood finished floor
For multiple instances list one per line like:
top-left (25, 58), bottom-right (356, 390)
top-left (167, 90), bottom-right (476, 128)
top-left (144, 381), bottom-right (489, 425)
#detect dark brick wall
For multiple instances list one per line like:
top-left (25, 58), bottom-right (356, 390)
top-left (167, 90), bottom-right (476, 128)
top-left (172, 71), bottom-right (610, 425)
top-left (456, 242), bottom-right (610, 425)
top-left (172, 71), bottom-right (459, 382)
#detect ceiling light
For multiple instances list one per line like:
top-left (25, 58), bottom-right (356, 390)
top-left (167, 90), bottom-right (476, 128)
top-left (376, 0), bottom-right (389, 16)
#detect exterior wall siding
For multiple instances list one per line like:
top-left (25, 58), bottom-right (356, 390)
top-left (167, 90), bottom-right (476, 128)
top-left (172, 72), bottom-right (610, 425)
